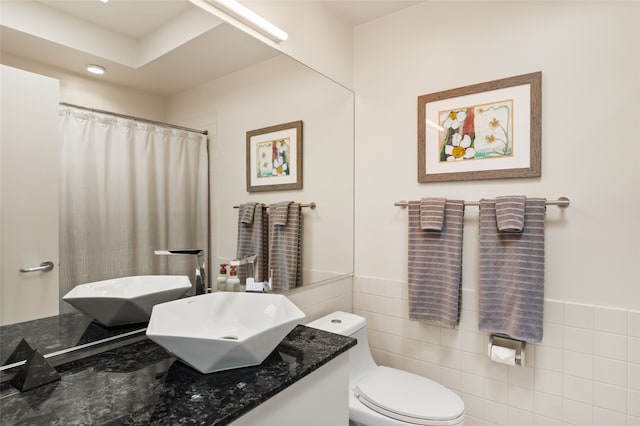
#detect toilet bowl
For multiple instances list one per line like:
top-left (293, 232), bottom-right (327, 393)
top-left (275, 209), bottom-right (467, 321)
top-left (306, 311), bottom-right (464, 426)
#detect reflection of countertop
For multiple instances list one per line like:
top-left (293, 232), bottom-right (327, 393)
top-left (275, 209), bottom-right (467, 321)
top-left (0, 325), bottom-right (356, 425)
top-left (1, 311), bottom-right (145, 365)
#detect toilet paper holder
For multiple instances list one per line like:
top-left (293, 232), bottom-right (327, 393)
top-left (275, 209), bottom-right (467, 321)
top-left (488, 334), bottom-right (526, 366)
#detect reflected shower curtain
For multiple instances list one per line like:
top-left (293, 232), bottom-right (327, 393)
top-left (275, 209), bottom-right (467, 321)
top-left (58, 107), bottom-right (208, 309)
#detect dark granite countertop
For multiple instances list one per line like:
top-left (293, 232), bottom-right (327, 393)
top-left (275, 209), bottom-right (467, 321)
top-left (1, 311), bottom-right (146, 366)
top-left (0, 325), bottom-right (356, 426)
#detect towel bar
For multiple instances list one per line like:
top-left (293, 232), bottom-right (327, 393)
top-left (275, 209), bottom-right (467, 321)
top-left (233, 202), bottom-right (316, 209)
top-left (394, 196), bottom-right (569, 209)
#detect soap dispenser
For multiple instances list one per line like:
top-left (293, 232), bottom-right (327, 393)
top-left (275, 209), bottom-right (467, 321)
top-left (227, 265), bottom-right (240, 292)
top-left (216, 264), bottom-right (228, 292)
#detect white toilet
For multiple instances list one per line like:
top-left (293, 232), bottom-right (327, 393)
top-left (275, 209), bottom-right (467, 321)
top-left (307, 311), bottom-right (464, 426)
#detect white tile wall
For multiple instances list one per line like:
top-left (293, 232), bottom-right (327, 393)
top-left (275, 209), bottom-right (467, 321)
top-left (353, 276), bottom-right (640, 426)
top-left (289, 274), bottom-right (353, 323)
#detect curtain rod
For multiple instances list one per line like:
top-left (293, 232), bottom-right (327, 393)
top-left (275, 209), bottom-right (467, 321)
top-left (59, 102), bottom-right (208, 136)
top-left (394, 197), bottom-right (570, 208)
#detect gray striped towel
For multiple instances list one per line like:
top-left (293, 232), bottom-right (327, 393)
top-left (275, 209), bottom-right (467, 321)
top-left (408, 199), bottom-right (465, 328)
top-left (271, 201), bottom-right (290, 226)
top-left (420, 197), bottom-right (446, 231)
top-left (240, 202), bottom-right (257, 224)
top-left (269, 202), bottom-right (302, 291)
top-left (236, 203), bottom-right (268, 284)
top-left (479, 198), bottom-right (546, 343)
top-left (495, 196), bottom-right (526, 232)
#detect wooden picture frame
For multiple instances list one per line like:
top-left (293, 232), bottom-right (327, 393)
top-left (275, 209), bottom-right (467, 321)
top-left (246, 120), bottom-right (303, 192)
top-left (418, 72), bottom-right (541, 183)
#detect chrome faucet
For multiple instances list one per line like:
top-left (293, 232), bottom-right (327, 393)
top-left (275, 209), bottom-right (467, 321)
top-left (230, 254), bottom-right (257, 280)
top-left (230, 255), bottom-right (272, 292)
top-left (154, 249), bottom-right (206, 295)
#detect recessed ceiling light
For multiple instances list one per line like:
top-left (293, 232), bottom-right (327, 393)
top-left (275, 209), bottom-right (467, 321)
top-left (86, 64), bottom-right (106, 75)
top-left (98, 0), bottom-right (109, 3)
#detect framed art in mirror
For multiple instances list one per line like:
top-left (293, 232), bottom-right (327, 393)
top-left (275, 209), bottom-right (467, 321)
top-left (246, 120), bottom-right (303, 192)
top-left (418, 71), bottom-right (541, 183)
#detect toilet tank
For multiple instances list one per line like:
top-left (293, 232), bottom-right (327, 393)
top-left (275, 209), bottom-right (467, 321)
top-left (306, 311), bottom-right (366, 336)
top-left (306, 311), bottom-right (377, 381)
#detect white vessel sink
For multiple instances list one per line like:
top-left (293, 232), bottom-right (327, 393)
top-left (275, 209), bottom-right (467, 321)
top-left (62, 275), bottom-right (191, 327)
top-left (146, 292), bottom-right (305, 374)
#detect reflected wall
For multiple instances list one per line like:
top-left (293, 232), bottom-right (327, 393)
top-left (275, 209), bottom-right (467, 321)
top-left (168, 54), bottom-right (354, 285)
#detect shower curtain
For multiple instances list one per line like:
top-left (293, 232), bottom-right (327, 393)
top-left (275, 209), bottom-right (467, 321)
top-left (58, 107), bottom-right (208, 308)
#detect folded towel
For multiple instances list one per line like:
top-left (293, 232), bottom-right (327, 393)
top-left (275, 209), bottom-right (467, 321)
top-left (408, 199), bottom-right (465, 328)
top-left (420, 197), bottom-right (446, 231)
top-left (479, 198), bottom-right (546, 342)
top-left (269, 202), bottom-right (302, 291)
top-left (271, 201), bottom-right (290, 226)
top-left (236, 203), bottom-right (268, 284)
top-left (240, 202), bottom-right (257, 224)
top-left (495, 196), bottom-right (526, 232)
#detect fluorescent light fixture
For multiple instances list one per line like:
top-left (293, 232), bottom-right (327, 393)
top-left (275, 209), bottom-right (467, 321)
top-left (86, 64), bottom-right (106, 75)
top-left (189, 0), bottom-right (288, 43)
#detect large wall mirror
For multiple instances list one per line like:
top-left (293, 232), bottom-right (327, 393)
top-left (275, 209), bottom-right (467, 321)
top-left (0, 1), bottom-right (353, 372)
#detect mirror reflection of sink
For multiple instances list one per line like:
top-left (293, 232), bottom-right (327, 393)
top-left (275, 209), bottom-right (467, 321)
top-left (145, 292), bottom-right (306, 374)
top-left (62, 275), bottom-right (192, 327)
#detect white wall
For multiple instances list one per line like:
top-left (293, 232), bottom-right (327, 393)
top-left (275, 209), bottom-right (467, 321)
top-left (353, 2), bottom-right (640, 425)
top-left (354, 1), bottom-right (639, 309)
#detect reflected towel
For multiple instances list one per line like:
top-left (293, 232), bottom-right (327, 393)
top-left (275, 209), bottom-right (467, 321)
top-left (240, 202), bottom-right (257, 224)
top-left (237, 203), bottom-right (268, 284)
top-left (479, 198), bottom-right (546, 343)
top-left (271, 201), bottom-right (290, 226)
top-left (420, 197), bottom-right (446, 231)
top-left (269, 202), bottom-right (302, 291)
top-left (408, 199), bottom-right (464, 328)
top-left (495, 196), bottom-right (526, 232)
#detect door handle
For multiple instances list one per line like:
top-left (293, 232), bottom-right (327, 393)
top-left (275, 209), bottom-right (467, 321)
top-left (20, 260), bottom-right (55, 273)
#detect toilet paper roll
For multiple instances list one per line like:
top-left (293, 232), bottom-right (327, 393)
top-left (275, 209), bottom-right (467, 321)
top-left (489, 345), bottom-right (517, 366)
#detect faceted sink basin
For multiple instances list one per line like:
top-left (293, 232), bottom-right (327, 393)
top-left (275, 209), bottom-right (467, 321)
top-left (146, 292), bottom-right (305, 374)
top-left (62, 275), bottom-right (191, 327)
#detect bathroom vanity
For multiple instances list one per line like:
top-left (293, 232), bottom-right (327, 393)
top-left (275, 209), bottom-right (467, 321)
top-left (0, 320), bottom-right (355, 425)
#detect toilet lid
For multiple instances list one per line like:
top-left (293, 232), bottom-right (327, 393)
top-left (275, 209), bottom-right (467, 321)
top-left (354, 367), bottom-right (464, 425)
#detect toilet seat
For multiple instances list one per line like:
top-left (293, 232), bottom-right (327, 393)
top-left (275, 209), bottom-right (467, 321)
top-left (354, 367), bottom-right (464, 425)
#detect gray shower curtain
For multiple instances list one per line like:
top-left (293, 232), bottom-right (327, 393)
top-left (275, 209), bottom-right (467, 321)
top-left (58, 107), bottom-right (208, 310)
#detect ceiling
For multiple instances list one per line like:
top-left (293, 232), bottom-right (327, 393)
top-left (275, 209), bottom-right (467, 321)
top-left (0, 0), bottom-right (419, 96)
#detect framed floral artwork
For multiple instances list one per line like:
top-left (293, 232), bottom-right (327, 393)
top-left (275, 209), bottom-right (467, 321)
top-left (246, 120), bottom-right (303, 192)
top-left (418, 72), bottom-right (541, 182)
